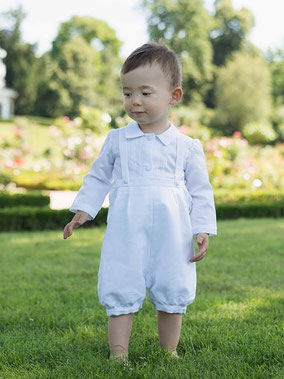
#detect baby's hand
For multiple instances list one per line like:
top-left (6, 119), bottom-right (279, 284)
top-left (63, 211), bottom-right (89, 239)
top-left (189, 233), bottom-right (209, 262)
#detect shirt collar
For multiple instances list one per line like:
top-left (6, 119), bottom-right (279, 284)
top-left (125, 120), bottom-right (178, 146)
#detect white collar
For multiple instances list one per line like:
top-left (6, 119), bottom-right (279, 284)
top-left (124, 120), bottom-right (178, 146)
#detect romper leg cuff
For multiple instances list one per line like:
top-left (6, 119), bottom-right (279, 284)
top-left (154, 300), bottom-right (195, 314)
top-left (106, 302), bottom-right (143, 316)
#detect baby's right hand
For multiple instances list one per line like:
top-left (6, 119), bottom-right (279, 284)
top-left (63, 210), bottom-right (89, 239)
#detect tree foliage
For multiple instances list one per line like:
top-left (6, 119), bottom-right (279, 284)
top-left (215, 51), bottom-right (271, 133)
top-left (0, 6), bottom-right (42, 114)
top-left (0, 8), bottom-right (123, 117)
top-left (141, 0), bottom-right (213, 104)
top-left (1, 0), bottom-right (281, 135)
top-left (35, 36), bottom-right (99, 118)
top-left (49, 16), bottom-right (123, 114)
top-left (210, 0), bottom-right (254, 66)
top-left (265, 45), bottom-right (284, 105)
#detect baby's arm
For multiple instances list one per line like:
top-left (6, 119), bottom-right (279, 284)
top-left (184, 138), bottom-right (217, 238)
top-left (63, 210), bottom-right (89, 239)
top-left (190, 232), bottom-right (209, 262)
top-left (63, 129), bottom-right (115, 238)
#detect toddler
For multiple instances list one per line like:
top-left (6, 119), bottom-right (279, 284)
top-left (63, 40), bottom-right (217, 361)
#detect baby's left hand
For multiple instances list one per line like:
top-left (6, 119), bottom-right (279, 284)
top-left (189, 233), bottom-right (209, 262)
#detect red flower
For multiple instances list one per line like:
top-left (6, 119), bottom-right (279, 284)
top-left (233, 131), bottom-right (241, 138)
top-left (12, 157), bottom-right (24, 166)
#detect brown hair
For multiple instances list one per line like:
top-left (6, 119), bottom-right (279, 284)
top-left (120, 39), bottom-right (182, 90)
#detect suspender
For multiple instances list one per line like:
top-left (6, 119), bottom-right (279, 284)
top-left (119, 128), bottom-right (129, 184)
top-left (119, 127), bottom-right (185, 185)
top-left (174, 133), bottom-right (185, 186)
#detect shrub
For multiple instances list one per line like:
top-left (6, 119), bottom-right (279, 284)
top-left (0, 191), bottom-right (50, 208)
top-left (243, 121), bottom-right (277, 144)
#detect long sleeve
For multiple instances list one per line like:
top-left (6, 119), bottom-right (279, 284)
top-left (184, 138), bottom-right (217, 237)
top-left (69, 129), bottom-right (115, 221)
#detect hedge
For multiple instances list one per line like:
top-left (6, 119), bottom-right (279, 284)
top-left (2, 190), bottom-right (284, 209)
top-left (0, 191), bottom-right (50, 208)
top-left (0, 202), bottom-right (283, 232)
top-left (0, 206), bottom-right (107, 232)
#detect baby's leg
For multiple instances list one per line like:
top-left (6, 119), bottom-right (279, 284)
top-left (157, 311), bottom-right (182, 354)
top-left (108, 313), bottom-right (134, 360)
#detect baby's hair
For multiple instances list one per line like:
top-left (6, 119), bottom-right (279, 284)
top-left (121, 38), bottom-right (182, 90)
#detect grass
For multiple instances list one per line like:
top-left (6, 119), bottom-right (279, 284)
top-left (0, 217), bottom-right (283, 378)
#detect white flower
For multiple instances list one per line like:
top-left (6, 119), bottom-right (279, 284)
top-left (102, 113), bottom-right (111, 123)
top-left (252, 179), bottom-right (262, 188)
top-left (74, 117), bottom-right (82, 126)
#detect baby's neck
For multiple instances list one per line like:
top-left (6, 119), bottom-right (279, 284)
top-left (138, 121), bottom-right (170, 135)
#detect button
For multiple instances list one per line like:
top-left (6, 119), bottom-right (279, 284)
top-left (146, 134), bottom-right (154, 140)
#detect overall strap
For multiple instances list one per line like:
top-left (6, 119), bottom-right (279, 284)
top-left (119, 127), bottom-right (129, 184)
top-left (174, 132), bottom-right (186, 186)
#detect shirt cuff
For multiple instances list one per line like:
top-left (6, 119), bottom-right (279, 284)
top-left (193, 227), bottom-right (217, 237)
top-left (69, 203), bottom-right (100, 221)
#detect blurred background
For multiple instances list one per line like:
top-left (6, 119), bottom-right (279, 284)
top-left (0, 0), bottom-right (283, 229)
top-left (0, 2), bottom-right (283, 376)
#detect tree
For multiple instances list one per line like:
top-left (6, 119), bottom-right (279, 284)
top-left (35, 37), bottom-right (98, 118)
top-left (215, 51), bottom-right (271, 134)
top-left (49, 16), bottom-right (123, 115)
top-left (141, 0), bottom-right (213, 104)
top-left (210, 0), bottom-right (254, 66)
top-left (0, 9), bottom-right (124, 117)
top-left (203, 0), bottom-right (256, 109)
top-left (0, 6), bottom-right (43, 115)
top-left (265, 44), bottom-right (284, 105)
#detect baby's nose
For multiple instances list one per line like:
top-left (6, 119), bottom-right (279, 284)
top-left (132, 95), bottom-right (142, 105)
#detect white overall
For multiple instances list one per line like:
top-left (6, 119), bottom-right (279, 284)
top-left (97, 127), bottom-right (197, 316)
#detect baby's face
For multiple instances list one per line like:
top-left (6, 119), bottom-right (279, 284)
top-left (120, 62), bottom-right (174, 128)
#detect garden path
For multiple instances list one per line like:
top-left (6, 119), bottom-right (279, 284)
top-left (48, 190), bottom-right (110, 210)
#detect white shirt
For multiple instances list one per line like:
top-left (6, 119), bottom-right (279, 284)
top-left (70, 121), bottom-right (217, 237)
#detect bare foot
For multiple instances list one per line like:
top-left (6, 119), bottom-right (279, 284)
top-left (109, 344), bottom-right (128, 361)
top-left (109, 353), bottom-right (128, 361)
top-left (170, 349), bottom-right (181, 359)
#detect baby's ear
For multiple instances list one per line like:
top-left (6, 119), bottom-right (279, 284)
top-left (169, 87), bottom-right (183, 105)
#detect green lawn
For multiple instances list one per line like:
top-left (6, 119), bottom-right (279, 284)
top-left (0, 218), bottom-right (283, 378)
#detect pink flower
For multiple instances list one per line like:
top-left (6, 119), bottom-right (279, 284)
top-left (213, 150), bottom-right (222, 157)
top-left (13, 126), bottom-right (24, 138)
top-left (80, 151), bottom-right (90, 159)
top-left (219, 138), bottom-right (228, 147)
top-left (178, 125), bottom-right (189, 134)
top-left (233, 131), bottom-right (241, 138)
top-left (5, 159), bottom-right (14, 168)
top-left (63, 116), bottom-right (70, 122)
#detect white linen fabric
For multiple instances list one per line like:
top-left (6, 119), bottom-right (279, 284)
top-left (70, 120), bottom-right (217, 316)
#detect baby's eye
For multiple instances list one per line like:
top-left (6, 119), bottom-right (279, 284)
top-left (123, 93), bottom-right (131, 97)
top-left (143, 93), bottom-right (151, 96)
